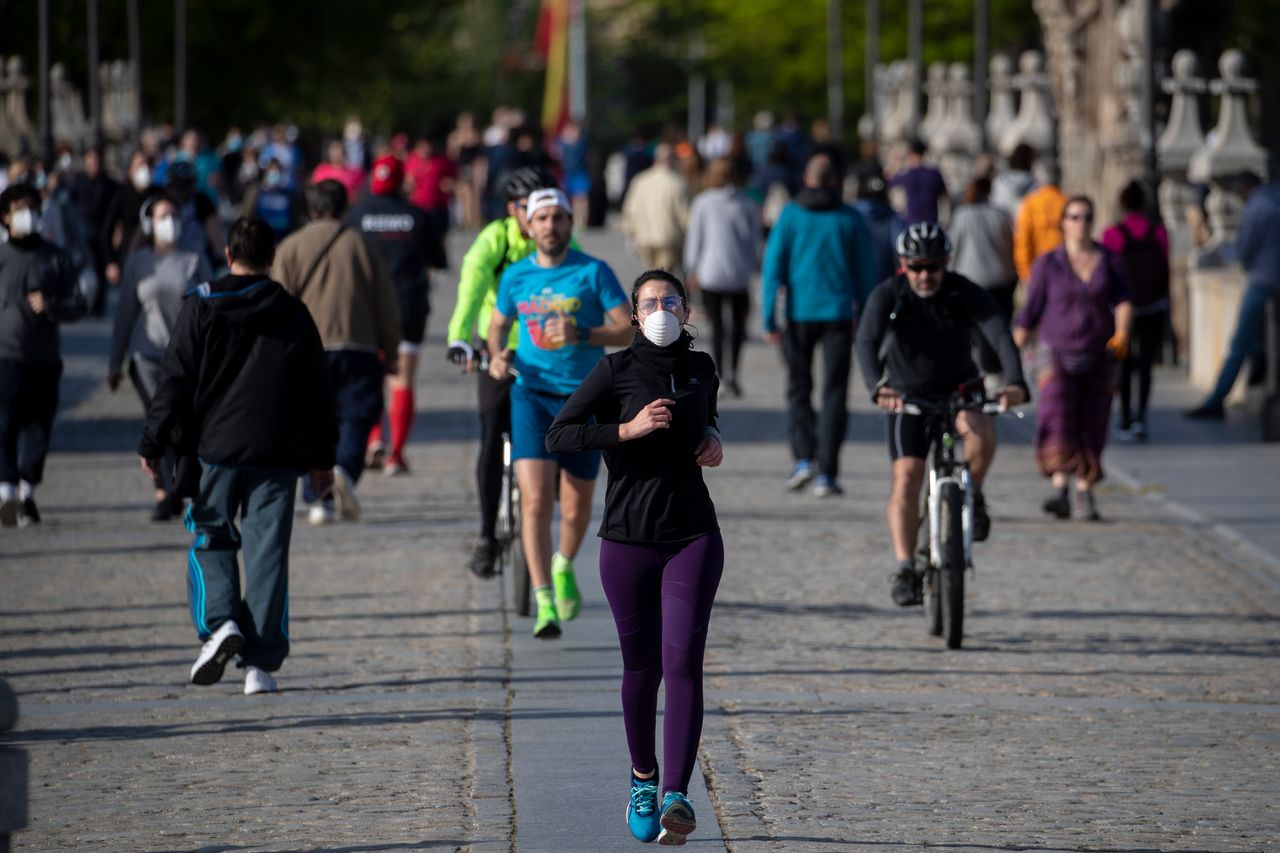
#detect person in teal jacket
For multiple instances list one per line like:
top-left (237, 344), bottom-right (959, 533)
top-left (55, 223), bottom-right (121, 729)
top-left (762, 152), bottom-right (877, 497)
top-left (446, 167), bottom-right (583, 578)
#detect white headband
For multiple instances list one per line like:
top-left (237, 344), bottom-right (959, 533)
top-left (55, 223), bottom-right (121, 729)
top-left (526, 188), bottom-right (571, 217)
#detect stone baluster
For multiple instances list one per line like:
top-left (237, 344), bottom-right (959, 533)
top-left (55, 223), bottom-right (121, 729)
top-left (1157, 49), bottom-right (1207, 371)
top-left (1188, 49), bottom-right (1269, 259)
top-left (937, 62), bottom-right (984, 194)
top-left (879, 61), bottom-right (907, 147)
top-left (1000, 50), bottom-right (1055, 166)
top-left (1185, 50), bottom-right (1270, 402)
top-left (857, 62), bottom-right (890, 146)
top-left (0, 56), bottom-right (15, 157)
top-left (918, 61), bottom-right (949, 149)
top-left (985, 54), bottom-right (1017, 156)
top-left (4, 57), bottom-right (37, 157)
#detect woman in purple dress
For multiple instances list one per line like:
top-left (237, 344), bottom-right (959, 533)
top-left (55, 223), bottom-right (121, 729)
top-left (1013, 196), bottom-right (1132, 520)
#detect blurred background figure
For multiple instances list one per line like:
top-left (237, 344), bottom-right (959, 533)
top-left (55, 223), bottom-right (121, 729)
top-left (684, 157), bottom-right (761, 397)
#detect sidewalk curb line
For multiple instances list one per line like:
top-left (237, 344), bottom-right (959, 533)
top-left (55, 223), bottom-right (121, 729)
top-left (1108, 464), bottom-right (1280, 601)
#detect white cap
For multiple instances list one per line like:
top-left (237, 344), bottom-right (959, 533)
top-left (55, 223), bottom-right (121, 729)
top-left (526, 188), bottom-right (571, 217)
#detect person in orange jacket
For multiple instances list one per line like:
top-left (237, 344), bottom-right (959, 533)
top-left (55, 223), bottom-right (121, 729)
top-left (1013, 165), bottom-right (1066, 284)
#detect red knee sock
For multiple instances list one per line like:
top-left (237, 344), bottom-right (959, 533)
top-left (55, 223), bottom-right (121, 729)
top-left (367, 420), bottom-right (384, 449)
top-left (389, 386), bottom-right (414, 458)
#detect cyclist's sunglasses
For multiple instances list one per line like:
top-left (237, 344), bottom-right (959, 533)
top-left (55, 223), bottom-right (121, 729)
top-left (904, 261), bottom-right (943, 274)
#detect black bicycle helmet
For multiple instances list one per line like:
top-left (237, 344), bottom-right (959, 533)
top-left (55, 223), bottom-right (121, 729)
top-left (895, 221), bottom-right (952, 261)
top-left (505, 166), bottom-right (555, 201)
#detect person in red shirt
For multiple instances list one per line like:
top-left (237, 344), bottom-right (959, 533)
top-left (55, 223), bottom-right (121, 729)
top-left (406, 137), bottom-right (458, 240)
top-left (310, 141), bottom-right (365, 204)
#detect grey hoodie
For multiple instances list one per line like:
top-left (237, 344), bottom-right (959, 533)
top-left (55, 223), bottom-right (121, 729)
top-left (684, 186), bottom-right (761, 292)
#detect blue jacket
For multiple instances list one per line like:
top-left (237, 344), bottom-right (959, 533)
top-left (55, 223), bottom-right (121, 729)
top-left (854, 198), bottom-right (906, 286)
top-left (1237, 183), bottom-right (1280, 295)
top-left (762, 189), bottom-right (877, 331)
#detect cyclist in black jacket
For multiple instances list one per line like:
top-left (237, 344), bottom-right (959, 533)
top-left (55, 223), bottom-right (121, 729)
top-left (546, 269), bottom-right (721, 846)
top-left (854, 222), bottom-right (1027, 607)
top-left (139, 217), bottom-right (338, 696)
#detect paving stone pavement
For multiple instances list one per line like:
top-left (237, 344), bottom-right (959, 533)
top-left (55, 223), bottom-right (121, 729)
top-left (2, 226), bottom-right (1278, 852)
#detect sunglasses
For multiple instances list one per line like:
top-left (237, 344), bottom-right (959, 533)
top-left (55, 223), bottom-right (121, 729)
top-left (636, 295), bottom-right (684, 314)
top-left (905, 262), bottom-right (943, 274)
top-left (1064, 212), bottom-right (1093, 222)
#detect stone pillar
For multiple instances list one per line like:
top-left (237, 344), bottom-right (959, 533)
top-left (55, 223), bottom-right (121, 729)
top-left (50, 63), bottom-right (90, 151)
top-left (0, 679), bottom-right (29, 851)
top-left (1185, 49), bottom-right (1269, 403)
top-left (0, 57), bottom-right (14, 158)
top-left (936, 63), bottom-right (984, 194)
top-left (1000, 50), bottom-right (1055, 168)
top-left (1157, 49), bottom-right (1207, 367)
top-left (4, 58), bottom-right (38, 158)
top-left (881, 60), bottom-right (919, 175)
top-left (857, 62), bottom-right (888, 145)
top-left (919, 61), bottom-right (949, 150)
top-left (1188, 49), bottom-right (1269, 256)
top-left (985, 54), bottom-right (1017, 158)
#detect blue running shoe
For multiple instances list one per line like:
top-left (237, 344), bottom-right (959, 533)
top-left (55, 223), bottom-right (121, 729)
top-left (626, 775), bottom-right (661, 842)
top-left (657, 791), bottom-right (696, 845)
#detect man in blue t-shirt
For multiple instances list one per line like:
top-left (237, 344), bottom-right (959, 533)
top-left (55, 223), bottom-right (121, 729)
top-left (488, 188), bottom-right (631, 639)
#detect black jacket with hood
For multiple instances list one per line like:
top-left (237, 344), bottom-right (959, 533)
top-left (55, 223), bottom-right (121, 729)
top-left (139, 273), bottom-right (337, 474)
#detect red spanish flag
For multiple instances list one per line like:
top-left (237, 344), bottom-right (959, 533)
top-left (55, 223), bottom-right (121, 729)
top-left (539, 0), bottom-right (570, 139)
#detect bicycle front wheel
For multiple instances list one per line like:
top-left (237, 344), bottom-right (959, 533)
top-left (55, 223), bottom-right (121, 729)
top-left (939, 481), bottom-right (965, 649)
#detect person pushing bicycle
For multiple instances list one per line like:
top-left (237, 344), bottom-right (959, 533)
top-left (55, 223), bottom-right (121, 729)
top-left (854, 222), bottom-right (1028, 607)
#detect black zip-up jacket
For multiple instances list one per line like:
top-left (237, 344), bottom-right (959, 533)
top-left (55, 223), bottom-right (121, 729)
top-left (138, 273), bottom-right (338, 473)
top-left (0, 236), bottom-right (86, 363)
top-left (546, 332), bottom-right (720, 545)
top-left (854, 270), bottom-right (1029, 401)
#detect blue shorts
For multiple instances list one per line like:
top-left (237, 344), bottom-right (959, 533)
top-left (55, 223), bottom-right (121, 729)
top-left (510, 383), bottom-right (602, 481)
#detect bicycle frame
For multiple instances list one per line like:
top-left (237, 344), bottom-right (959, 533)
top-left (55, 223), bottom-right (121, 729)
top-left (925, 423), bottom-right (975, 570)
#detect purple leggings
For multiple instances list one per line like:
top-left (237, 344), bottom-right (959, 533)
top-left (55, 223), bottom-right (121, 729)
top-left (599, 532), bottom-right (724, 797)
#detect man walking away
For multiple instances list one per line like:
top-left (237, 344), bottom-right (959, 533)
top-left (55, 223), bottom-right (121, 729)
top-left (273, 179), bottom-right (401, 523)
top-left (139, 217), bottom-right (337, 694)
top-left (348, 155), bottom-right (447, 474)
top-left (621, 144), bottom-right (689, 273)
top-left (762, 153), bottom-right (878, 497)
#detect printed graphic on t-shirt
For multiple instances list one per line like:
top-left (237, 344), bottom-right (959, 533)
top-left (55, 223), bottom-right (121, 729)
top-left (518, 287), bottom-right (582, 350)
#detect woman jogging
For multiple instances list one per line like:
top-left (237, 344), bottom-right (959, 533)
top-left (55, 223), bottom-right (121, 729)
top-left (546, 269), bottom-right (723, 846)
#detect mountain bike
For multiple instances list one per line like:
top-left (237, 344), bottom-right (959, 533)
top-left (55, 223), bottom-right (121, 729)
top-left (903, 381), bottom-right (1018, 649)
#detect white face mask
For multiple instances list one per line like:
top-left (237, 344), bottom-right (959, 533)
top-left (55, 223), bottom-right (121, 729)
top-left (7, 207), bottom-right (37, 239)
top-left (641, 309), bottom-right (682, 347)
top-left (153, 216), bottom-right (180, 246)
top-left (131, 165), bottom-right (151, 191)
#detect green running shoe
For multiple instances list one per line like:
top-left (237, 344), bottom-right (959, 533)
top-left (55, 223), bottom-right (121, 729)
top-left (551, 553), bottom-right (582, 621)
top-left (533, 598), bottom-right (561, 639)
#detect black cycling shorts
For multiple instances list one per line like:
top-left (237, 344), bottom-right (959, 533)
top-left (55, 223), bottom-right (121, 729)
top-left (395, 283), bottom-right (430, 346)
top-left (885, 412), bottom-right (936, 462)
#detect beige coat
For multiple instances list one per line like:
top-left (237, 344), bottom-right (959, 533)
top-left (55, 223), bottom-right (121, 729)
top-left (621, 165), bottom-right (689, 251)
top-left (272, 219), bottom-right (401, 354)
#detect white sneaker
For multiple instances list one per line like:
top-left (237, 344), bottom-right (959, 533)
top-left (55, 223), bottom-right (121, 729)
top-left (190, 621), bottom-right (244, 685)
top-left (244, 665), bottom-right (279, 695)
top-left (308, 503), bottom-right (335, 526)
top-left (332, 466), bottom-right (361, 521)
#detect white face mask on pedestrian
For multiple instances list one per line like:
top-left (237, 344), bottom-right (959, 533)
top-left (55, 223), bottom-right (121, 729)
top-left (131, 165), bottom-right (151, 191)
top-left (153, 216), bottom-right (180, 246)
top-left (6, 208), bottom-right (38, 239)
top-left (640, 309), bottom-right (682, 347)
